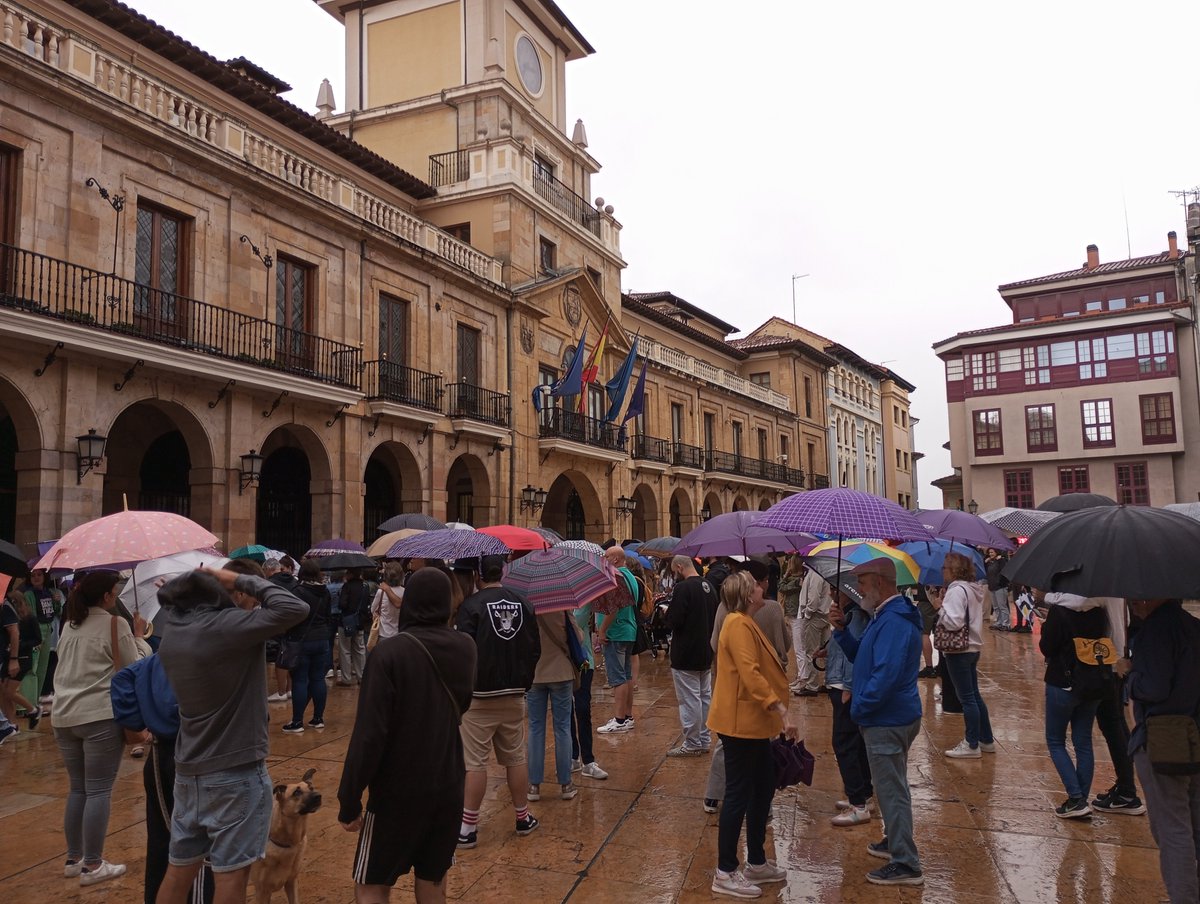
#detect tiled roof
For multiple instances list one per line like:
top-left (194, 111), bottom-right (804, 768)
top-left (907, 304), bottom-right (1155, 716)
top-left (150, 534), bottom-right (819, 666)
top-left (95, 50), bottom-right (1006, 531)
top-left (727, 334), bottom-right (838, 368)
top-left (625, 291), bottom-right (738, 334)
top-left (932, 301), bottom-right (1191, 349)
top-left (999, 251), bottom-right (1185, 291)
top-left (621, 295), bottom-right (747, 360)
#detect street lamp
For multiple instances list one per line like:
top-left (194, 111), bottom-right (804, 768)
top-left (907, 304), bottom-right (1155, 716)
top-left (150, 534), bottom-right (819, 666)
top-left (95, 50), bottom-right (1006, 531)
top-left (520, 485), bottom-right (547, 514)
top-left (700, 504), bottom-right (712, 522)
top-left (615, 495), bottom-right (636, 520)
top-left (76, 428), bottom-right (107, 484)
top-left (239, 449), bottom-right (265, 494)
top-left (968, 498), bottom-right (979, 515)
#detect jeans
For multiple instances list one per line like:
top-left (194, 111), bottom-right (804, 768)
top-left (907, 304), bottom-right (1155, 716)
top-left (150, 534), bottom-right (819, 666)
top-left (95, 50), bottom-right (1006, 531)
top-left (943, 652), bottom-right (993, 748)
top-left (144, 738), bottom-right (213, 904)
top-left (1096, 674), bottom-right (1137, 797)
top-left (570, 668), bottom-right (595, 764)
top-left (829, 689), bottom-right (873, 806)
top-left (796, 614), bottom-right (830, 691)
top-left (671, 668), bottom-right (712, 751)
top-left (290, 638), bottom-right (331, 724)
top-left (991, 588), bottom-right (1011, 628)
top-left (527, 680), bottom-right (574, 785)
top-left (718, 734), bottom-right (775, 873)
top-left (602, 641), bottom-right (633, 686)
top-left (706, 738), bottom-right (726, 801)
top-left (862, 719), bottom-right (921, 872)
top-left (1134, 749), bottom-right (1200, 904)
top-left (1044, 684), bottom-right (1100, 800)
top-left (54, 718), bottom-right (125, 863)
top-left (338, 628), bottom-right (366, 683)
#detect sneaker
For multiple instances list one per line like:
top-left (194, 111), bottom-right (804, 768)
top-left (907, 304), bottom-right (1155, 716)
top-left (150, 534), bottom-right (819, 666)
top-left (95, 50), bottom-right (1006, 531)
top-left (308, 719), bottom-right (325, 731)
top-left (1055, 797), bottom-right (1092, 819)
top-left (704, 798), bottom-right (720, 813)
top-left (836, 797), bottom-right (874, 812)
top-left (832, 805), bottom-right (872, 827)
top-left (866, 862), bottom-right (924, 886)
top-left (945, 740), bottom-right (981, 759)
top-left (918, 666), bottom-right (939, 679)
top-left (63, 860), bottom-right (82, 878)
top-left (980, 741), bottom-right (996, 753)
top-left (281, 721), bottom-right (304, 734)
top-left (866, 839), bottom-right (891, 860)
top-left (742, 860), bottom-right (787, 883)
top-left (793, 687), bottom-right (819, 697)
top-left (667, 745), bottom-right (706, 757)
top-left (561, 783), bottom-right (578, 800)
top-left (457, 830), bottom-right (477, 849)
top-left (267, 692), bottom-right (289, 703)
top-left (527, 784), bottom-right (541, 802)
top-left (597, 718), bottom-right (634, 734)
top-left (515, 814), bottom-right (539, 836)
top-left (79, 860), bottom-right (126, 886)
top-left (325, 669), bottom-right (334, 679)
top-left (711, 869), bottom-right (762, 899)
top-left (39, 694), bottom-right (54, 704)
top-left (581, 762), bottom-right (609, 780)
top-left (1092, 793), bottom-right (1145, 816)
top-left (571, 758), bottom-right (583, 773)
top-left (27, 709), bottom-right (40, 730)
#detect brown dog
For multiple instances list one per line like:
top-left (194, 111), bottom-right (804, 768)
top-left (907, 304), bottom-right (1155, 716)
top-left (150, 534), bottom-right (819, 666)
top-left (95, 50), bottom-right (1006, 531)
top-left (250, 767), bottom-right (323, 903)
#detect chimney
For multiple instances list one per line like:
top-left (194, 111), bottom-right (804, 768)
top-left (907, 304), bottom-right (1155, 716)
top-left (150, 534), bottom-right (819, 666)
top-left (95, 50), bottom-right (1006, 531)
top-left (1085, 244), bottom-right (1100, 270)
top-left (1168, 231), bottom-right (1179, 260)
top-left (1188, 202), bottom-right (1200, 242)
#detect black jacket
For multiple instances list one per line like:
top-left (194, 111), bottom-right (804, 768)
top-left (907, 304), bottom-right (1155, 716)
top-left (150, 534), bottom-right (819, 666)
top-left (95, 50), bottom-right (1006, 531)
top-left (985, 556), bottom-right (1009, 591)
top-left (1127, 601), bottom-right (1200, 754)
top-left (1039, 604), bottom-right (1107, 689)
top-left (667, 575), bottom-right (719, 671)
top-left (454, 586), bottom-right (540, 696)
top-left (287, 583), bottom-right (332, 641)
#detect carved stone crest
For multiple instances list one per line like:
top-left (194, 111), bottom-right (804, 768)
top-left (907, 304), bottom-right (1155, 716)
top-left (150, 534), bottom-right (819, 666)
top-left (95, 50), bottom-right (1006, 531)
top-left (563, 285), bottom-right (582, 328)
top-left (520, 317), bottom-right (534, 355)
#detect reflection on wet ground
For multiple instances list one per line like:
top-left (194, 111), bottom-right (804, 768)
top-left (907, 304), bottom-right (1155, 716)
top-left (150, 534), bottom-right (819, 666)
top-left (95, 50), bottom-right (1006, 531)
top-left (0, 626), bottom-right (1165, 902)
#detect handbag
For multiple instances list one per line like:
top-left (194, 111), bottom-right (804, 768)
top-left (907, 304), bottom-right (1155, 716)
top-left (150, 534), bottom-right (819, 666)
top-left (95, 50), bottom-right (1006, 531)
top-left (1146, 713), bottom-right (1200, 775)
top-left (933, 621), bottom-right (970, 653)
top-left (770, 735), bottom-right (815, 789)
top-left (277, 617), bottom-right (316, 671)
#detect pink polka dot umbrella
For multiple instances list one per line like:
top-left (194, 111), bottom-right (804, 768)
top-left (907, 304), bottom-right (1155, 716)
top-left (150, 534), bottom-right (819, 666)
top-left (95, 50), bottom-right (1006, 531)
top-left (34, 511), bottom-right (220, 572)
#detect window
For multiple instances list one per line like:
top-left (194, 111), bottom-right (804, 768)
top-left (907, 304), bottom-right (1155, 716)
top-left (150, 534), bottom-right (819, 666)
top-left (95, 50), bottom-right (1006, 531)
top-left (456, 324), bottom-right (480, 385)
top-left (1140, 393), bottom-right (1176, 444)
top-left (378, 293), bottom-right (408, 364)
top-left (275, 255), bottom-right (314, 368)
top-left (135, 203), bottom-right (189, 335)
top-left (670, 403), bottom-right (684, 443)
top-left (757, 428), bottom-right (768, 461)
top-left (1058, 466), bottom-right (1089, 495)
top-left (893, 406), bottom-right (900, 425)
top-left (945, 357), bottom-right (964, 382)
top-left (732, 421), bottom-right (743, 457)
top-left (998, 347), bottom-right (1022, 372)
top-left (1025, 404), bottom-right (1057, 452)
top-left (0, 144), bottom-right (16, 248)
top-left (1081, 399), bottom-right (1114, 448)
top-left (903, 452), bottom-right (910, 470)
top-left (1108, 298), bottom-right (1127, 311)
top-left (749, 372), bottom-right (771, 388)
top-left (1115, 461), bottom-right (1149, 506)
top-left (1085, 300), bottom-right (1102, 312)
top-left (803, 376), bottom-right (813, 418)
top-left (443, 222), bottom-right (471, 244)
top-left (586, 266), bottom-right (602, 292)
top-left (1003, 469), bottom-right (1034, 509)
top-left (901, 411), bottom-right (908, 427)
top-left (1023, 345), bottom-right (1050, 385)
top-left (807, 442), bottom-right (816, 478)
top-left (533, 153), bottom-right (555, 181)
top-left (538, 236), bottom-right (556, 273)
top-left (972, 409), bottom-right (1003, 456)
top-left (1077, 337), bottom-right (1107, 380)
top-left (895, 449), bottom-right (902, 468)
top-left (1137, 330), bottom-right (1173, 375)
top-left (968, 352), bottom-right (997, 391)
top-left (780, 434), bottom-right (790, 462)
top-left (587, 385), bottom-right (605, 421)
top-left (538, 366), bottom-right (557, 427)
top-left (703, 412), bottom-right (715, 451)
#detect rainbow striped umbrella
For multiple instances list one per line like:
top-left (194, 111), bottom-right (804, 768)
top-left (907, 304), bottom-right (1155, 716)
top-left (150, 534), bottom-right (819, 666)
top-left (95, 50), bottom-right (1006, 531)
top-left (501, 547), bottom-right (620, 614)
top-left (805, 540), bottom-right (921, 587)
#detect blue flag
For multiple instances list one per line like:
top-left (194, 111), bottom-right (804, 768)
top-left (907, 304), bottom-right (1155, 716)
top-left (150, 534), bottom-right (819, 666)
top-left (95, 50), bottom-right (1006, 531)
top-left (551, 326), bottom-right (586, 400)
top-left (622, 359), bottom-right (648, 424)
top-left (604, 337), bottom-right (639, 422)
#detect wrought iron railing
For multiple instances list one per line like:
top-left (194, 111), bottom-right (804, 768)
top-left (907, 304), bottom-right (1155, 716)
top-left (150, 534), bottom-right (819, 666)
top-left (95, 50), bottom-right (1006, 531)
top-left (539, 408), bottom-right (626, 452)
top-left (671, 442), bottom-right (706, 469)
top-left (0, 243), bottom-right (361, 387)
top-left (533, 170), bottom-right (601, 237)
top-left (446, 381), bottom-right (511, 427)
top-left (428, 150), bottom-right (471, 188)
top-left (631, 434), bottom-right (671, 463)
top-left (812, 474), bottom-right (831, 489)
top-left (363, 360), bottom-right (442, 411)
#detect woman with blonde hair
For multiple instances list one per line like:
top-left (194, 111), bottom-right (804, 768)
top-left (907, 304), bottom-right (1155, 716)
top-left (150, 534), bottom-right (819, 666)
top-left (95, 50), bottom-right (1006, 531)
top-left (929, 552), bottom-right (995, 759)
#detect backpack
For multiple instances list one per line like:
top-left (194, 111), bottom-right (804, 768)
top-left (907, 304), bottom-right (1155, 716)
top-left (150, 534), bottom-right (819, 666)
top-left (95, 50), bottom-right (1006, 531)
top-left (1063, 608), bottom-right (1116, 700)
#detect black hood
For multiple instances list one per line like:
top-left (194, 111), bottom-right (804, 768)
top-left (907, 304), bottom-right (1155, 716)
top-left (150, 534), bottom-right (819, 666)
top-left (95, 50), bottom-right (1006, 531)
top-left (397, 567), bottom-right (452, 629)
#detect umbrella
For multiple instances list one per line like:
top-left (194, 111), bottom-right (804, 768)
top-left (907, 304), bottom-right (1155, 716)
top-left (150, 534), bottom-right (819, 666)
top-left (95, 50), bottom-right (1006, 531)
top-left (229, 544), bottom-right (270, 562)
top-left (477, 525), bottom-right (550, 551)
top-left (0, 538), bottom-right (29, 576)
top-left (385, 529), bottom-right (509, 560)
top-left (978, 507), bottom-right (1060, 537)
top-left (898, 540), bottom-right (986, 586)
top-left (36, 511), bottom-right (219, 572)
top-left (1003, 505), bottom-right (1200, 598)
top-left (315, 552), bottom-right (377, 571)
top-left (675, 511), bottom-right (814, 558)
top-left (800, 556), bottom-right (864, 606)
top-left (805, 541), bottom-right (921, 586)
top-left (914, 509), bottom-right (1014, 552)
top-left (377, 513), bottom-right (447, 533)
top-left (1164, 502), bottom-right (1200, 522)
top-left (1037, 493), bottom-right (1118, 513)
top-left (367, 529), bottom-right (424, 557)
top-left (557, 539), bottom-right (605, 555)
top-left (531, 526), bottom-right (564, 545)
top-left (305, 538), bottom-right (367, 558)
top-left (500, 547), bottom-right (620, 614)
top-left (640, 536), bottom-right (682, 558)
top-left (759, 489), bottom-right (933, 542)
top-left (444, 521), bottom-right (475, 531)
top-left (117, 549), bottom-right (229, 622)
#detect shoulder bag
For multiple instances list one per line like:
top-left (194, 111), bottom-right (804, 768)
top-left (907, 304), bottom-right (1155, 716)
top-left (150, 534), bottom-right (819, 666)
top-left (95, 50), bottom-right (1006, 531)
top-left (399, 632), bottom-right (463, 724)
top-left (277, 615), bottom-right (315, 671)
top-left (932, 590), bottom-right (970, 653)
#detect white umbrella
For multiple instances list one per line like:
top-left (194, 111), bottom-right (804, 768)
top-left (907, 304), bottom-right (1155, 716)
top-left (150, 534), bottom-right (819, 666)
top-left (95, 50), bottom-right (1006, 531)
top-left (117, 549), bottom-right (229, 623)
top-left (1164, 502), bottom-right (1200, 522)
top-left (444, 522), bottom-right (475, 531)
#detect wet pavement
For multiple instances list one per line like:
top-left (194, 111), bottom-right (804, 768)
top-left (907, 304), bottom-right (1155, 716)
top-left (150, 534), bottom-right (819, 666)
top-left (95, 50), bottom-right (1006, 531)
top-left (0, 625), bottom-right (1166, 902)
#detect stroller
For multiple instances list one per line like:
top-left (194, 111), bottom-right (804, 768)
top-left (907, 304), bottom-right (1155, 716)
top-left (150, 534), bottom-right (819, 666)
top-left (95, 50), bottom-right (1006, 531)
top-left (646, 592), bottom-right (672, 658)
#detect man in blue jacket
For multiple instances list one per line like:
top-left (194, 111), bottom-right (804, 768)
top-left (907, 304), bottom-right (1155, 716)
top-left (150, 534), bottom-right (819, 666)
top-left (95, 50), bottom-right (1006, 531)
top-left (833, 558), bottom-right (923, 887)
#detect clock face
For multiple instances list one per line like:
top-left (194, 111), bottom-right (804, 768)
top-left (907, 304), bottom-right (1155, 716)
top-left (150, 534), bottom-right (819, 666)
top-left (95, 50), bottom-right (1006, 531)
top-left (515, 35), bottom-right (543, 95)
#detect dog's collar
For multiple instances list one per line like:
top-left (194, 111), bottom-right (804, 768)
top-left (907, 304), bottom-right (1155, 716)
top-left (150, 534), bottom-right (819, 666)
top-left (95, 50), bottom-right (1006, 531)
top-left (268, 836), bottom-right (294, 849)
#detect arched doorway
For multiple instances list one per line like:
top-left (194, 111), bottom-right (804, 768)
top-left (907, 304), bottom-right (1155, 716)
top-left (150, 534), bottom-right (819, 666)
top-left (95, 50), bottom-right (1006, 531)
top-left (0, 416), bottom-right (16, 541)
top-left (758, 496), bottom-right (773, 511)
top-left (732, 495), bottom-right (749, 512)
top-left (543, 471), bottom-right (604, 541)
top-left (257, 446), bottom-right (311, 556)
top-left (669, 487), bottom-right (694, 538)
top-left (0, 379), bottom-right (44, 545)
top-left (703, 492), bottom-right (723, 522)
top-left (631, 483), bottom-right (658, 542)
top-left (363, 442), bottom-right (423, 541)
top-left (446, 455), bottom-right (491, 526)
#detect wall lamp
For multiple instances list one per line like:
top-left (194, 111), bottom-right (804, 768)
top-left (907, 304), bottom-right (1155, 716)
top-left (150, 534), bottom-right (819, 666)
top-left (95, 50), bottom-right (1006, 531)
top-left (520, 484), bottom-right (548, 514)
top-left (614, 495), bottom-right (636, 519)
top-left (700, 504), bottom-right (713, 522)
top-left (239, 449), bottom-right (264, 494)
top-left (76, 428), bottom-right (107, 484)
top-left (967, 498), bottom-right (979, 515)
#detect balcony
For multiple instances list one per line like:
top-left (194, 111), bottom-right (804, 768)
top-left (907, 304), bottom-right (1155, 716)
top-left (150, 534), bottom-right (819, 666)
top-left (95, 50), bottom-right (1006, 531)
top-left (0, 243), bottom-right (360, 387)
top-left (811, 474), bottom-right (831, 489)
top-left (446, 382), bottom-right (511, 428)
top-left (703, 449), bottom-right (806, 487)
top-left (539, 408), bottom-right (626, 453)
top-left (671, 442), bottom-right (706, 470)
top-left (363, 360), bottom-right (442, 411)
top-left (631, 434), bottom-right (671, 464)
top-left (639, 337), bottom-right (792, 411)
top-left (429, 150), bottom-right (470, 188)
top-left (532, 169), bottom-right (601, 237)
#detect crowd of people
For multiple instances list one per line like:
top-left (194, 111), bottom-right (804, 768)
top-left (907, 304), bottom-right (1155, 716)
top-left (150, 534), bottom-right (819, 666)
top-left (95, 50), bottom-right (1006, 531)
top-left (1, 532), bottom-right (1198, 903)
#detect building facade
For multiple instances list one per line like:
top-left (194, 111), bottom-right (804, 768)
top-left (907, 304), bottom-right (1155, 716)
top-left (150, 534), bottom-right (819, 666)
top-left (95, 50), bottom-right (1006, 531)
top-left (933, 229), bottom-right (1200, 511)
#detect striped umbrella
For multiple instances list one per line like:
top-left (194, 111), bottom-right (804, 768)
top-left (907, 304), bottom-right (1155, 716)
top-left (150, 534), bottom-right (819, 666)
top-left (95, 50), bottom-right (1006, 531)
top-left (501, 548), bottom-right (620, 614)
top-left (385, 529), bottom-right (509, 560)
top-left (805, 540), bottom-right (921, 586)
top-left (367, 529), bottom-right (425, 557)
top-left (305, 538), bottom-right (367, 558)
top-left (377, 513), bottom-right (447, 533)
top-left (898, 540), bottom-right (986, 586)
top-left (556, 539), bottom-right (604, 555)
top-left (532, 526), bottom-right (564, 545)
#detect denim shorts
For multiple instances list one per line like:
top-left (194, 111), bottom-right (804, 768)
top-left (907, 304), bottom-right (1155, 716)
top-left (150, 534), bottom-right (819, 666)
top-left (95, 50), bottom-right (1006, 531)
top-left (169, 761), bottom-right (272, 872)
top-left (603, 641), bottom-right (634, 687)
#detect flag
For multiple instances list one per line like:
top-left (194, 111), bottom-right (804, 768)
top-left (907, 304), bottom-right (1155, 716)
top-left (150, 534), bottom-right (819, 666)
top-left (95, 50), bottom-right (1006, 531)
top-left (551, 326), bottom-right (586, 400)
top-left (604, 337), bottom-right (639, 422)
top-left (531, 384), bottom-right (550, 412)
top-left (622, 359), bottom-right (648, 424)
top-left (578, 322), bottom-right (609, 413)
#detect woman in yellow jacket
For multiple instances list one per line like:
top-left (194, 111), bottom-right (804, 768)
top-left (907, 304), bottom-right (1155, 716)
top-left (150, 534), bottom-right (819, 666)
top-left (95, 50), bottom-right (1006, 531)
top-left (707, 571), bottom-right (799, 899)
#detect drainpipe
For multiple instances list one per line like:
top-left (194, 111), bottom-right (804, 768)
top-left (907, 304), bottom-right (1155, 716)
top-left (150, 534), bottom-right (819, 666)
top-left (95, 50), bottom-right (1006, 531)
top-left (506, 302), bottom-right (516, 522)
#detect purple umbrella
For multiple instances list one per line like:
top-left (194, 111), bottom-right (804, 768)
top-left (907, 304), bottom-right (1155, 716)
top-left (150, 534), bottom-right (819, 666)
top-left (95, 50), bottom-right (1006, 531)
top-left (501, 548), bottom-right (620, 614)
top-left (305, 538), bottom-right (368, 558)
top-left (759, 489), bottom-right (934, 542)
top-left (377, 513), bottom-right (447, 533)
top-left (385, 528), bottom-right (509, 560)
top-left (675, 511), bottom-right (815, 558)
top-left (914, 510), bottom-right (1014, 552)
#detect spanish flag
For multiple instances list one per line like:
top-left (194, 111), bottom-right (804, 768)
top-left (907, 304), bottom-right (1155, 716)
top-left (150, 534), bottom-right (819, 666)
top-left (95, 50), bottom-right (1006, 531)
top-left (578, 322), bottom-right (609, 411)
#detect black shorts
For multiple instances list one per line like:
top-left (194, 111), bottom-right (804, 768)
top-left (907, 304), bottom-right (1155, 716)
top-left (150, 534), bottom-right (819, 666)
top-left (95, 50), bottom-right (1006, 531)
top-left (2, 656), bottom-right (30, 682)
top-left (352, 799), bottom-right (460, 885)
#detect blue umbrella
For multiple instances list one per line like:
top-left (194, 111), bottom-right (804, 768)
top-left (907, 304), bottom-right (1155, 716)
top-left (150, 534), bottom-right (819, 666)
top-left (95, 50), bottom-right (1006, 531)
top-left (898, 540), bottom-right (985, 587)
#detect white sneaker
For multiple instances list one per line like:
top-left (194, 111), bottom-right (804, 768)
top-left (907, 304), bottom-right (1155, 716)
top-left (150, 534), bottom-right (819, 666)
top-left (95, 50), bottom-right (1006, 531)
top-left (267, 692), bottom-right (288, 703)
top-left (571, 758), bottom-right (583, 773)
top-left (742, 860), bottom-right (787, 883)
top-left (712, 869), bottom-right (762, 898)
top-left (39, 694), bottom-right (54, 704)
top-left (980, 741), bottom-right (997, 753)
top-left (581, 761), bottom-right (609, 780)
top-left (597, 718), bottom-right (634, 734)
top-left (945, 740), bottom-right (982, 759)
top-left (79, 861), bottom-right (126, 886)
top-left (63, 861), bottom-right (83, 878)
top-left (325, 669), bottom-right (334, 679)
top-left (832, 805), bottom-right (872, 827)
top-left (527, 784), bottom-right (541, 801)
top-left (836, 797), bottom-right (874, 812)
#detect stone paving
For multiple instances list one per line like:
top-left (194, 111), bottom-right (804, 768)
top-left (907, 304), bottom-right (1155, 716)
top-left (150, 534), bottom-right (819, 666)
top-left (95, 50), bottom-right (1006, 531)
top-left (0, 625), bottom-right (1166, 903)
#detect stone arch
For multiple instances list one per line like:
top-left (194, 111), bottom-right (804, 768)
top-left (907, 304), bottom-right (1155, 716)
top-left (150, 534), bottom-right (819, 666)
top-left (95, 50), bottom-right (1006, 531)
top-left (542, 470), bottom-right (604, 541)
top-left (630, 482), bottom-right (659, 542)
top-left (703, 491), bottom-right (723, 522)
top-left (732, 494), bottom-right (750, 512)
top-left (255, 423), bottom-right (335, 556)
top-left (0, 376), bottom-right (43, 544)
top-left (669, 487), bottom-right (695, 538)
top-left (363, 441), bottom-right (423, 540)
top-left (758, 496), bottom-right (773, 511)
top-left (446, 453), bottom-right (492, 526)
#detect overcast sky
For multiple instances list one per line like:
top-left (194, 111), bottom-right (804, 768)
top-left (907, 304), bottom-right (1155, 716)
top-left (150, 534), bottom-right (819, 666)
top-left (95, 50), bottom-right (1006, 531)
top-left (129, 0), bottom-right (1200, 506)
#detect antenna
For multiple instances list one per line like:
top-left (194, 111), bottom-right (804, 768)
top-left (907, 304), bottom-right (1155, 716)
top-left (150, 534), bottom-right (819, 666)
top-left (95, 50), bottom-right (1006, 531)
top-left (1121, 187), bottom-right (1131, 258)
top-left (791, 273), bottom-right (810, 324)
top-left (1168, 187), bottom-right (1200, 207)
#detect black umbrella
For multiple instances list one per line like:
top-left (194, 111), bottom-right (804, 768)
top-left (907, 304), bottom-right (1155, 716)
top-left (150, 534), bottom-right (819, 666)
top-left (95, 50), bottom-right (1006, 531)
top-left (1003, 505), bottom-right (1200, 598)
top-left (1036, 493), bottom-right (1118, 513)
top-left (316, 552), bottom-right (378, 571)
top-left (0, 539), bottom-right (29, 576)
top-left (801, 556), bottom-right (864, 606)
top-left (377, 513), bottom-right (447, 533)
